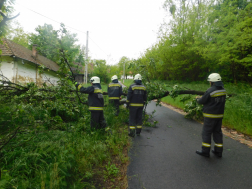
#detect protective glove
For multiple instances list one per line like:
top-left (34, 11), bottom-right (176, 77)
top-left (74, 82), bottom-right (79, 88)
top-left (195, 96), bottom-right (201, 103)
top-left (195, 96), bottom-right (201, 101)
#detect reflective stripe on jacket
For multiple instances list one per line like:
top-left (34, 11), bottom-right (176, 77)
top-left (89, 107), bottom-right (104, 111)
top-left (127, 83), bottom-right (147, 107)
top-left (108, 82), bottom-right (123, 100)
top-left (197, 84), bottom-right (226, 118)
top-left (78, 84), bottom-right (104, 111)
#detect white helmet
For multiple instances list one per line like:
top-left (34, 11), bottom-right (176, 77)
top-left (134, 74), bottom-right (142, 80)
top-left (90, 76), bottom-right (100, 84)
top-left (207, 73), bottom-right (221, 82)
top-left (111, 75), bottom-right (118, 81)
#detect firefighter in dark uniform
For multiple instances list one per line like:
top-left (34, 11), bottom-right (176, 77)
top-left (108, 75), bottom-right (123, 116)
top-left (75, 76), bottom-right (107, 130)
top-left (196, 73), bottom-right (227, 157)
top-left (127, 74), bottom-right (147, 137)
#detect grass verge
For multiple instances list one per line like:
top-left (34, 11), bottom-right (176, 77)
top-left (159, 81), bottom-right (252, 136)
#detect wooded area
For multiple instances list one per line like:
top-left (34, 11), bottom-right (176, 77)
top-left (132, 0), bottom-right (252, 84)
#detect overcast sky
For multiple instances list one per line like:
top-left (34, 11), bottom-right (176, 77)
top-left (13, 0), bottom-right (168, 65)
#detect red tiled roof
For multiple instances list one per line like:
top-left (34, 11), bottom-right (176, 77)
top-left (0, 39), bottom-right (60, 72)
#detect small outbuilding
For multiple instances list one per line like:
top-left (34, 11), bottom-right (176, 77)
top-left (71, 62), bottom-right (85, 84)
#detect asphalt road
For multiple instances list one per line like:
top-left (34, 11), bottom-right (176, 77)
top-left (127, 101), bottom-right (252, 189)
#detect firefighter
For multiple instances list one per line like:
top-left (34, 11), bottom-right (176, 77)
top-left (108, 75), bottom-right (123, 116)
top-left (196, 73), bottom-right (227, 158)
top-left (127, 74), bottom-right (147, 137)
top-left (75, 76), bottom-right (107, 130)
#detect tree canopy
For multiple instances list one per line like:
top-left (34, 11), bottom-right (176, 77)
top-left (134, 0), bottom-right (252, 84)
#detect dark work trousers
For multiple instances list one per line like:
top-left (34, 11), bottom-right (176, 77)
top-left (129, 106), bottom-right (143, 136)
top-left (109, 100), bottom-right (120, 116)
top-left (90, 111), bottom-right (107, 130)
top-left (202, 117), bottom-right (223, 153)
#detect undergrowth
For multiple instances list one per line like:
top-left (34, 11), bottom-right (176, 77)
top-left (0, 81), bottom-right (130, 189)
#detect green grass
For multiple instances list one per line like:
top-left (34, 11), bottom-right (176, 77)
top-left (0, 86), bottom-right (130, 189)
top-left (120, 79), bottom-right (134, 88)
top-left (159, 80), bottom-right (252, 136)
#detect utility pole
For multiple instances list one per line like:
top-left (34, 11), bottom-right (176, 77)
top-left (85, 31), bottom-right (89, 84)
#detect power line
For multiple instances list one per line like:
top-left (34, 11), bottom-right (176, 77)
top-left (88, 36), bottom-right (109, 58)
top-left (15, 2), bottom-right (109, 57)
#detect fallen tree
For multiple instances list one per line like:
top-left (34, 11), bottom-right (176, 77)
top-left (1, 76), bottom-right (234, 105)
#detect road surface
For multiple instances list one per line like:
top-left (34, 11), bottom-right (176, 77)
top-left (127, 101), bottom-right (252, 189)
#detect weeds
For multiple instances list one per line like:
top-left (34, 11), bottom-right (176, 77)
top-left (0, 81), bottom-right (130, 188)
top-left (104, 162), bottom-right (119, 180)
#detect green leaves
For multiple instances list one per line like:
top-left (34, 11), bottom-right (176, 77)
top-left (92, 59), bottom-right (110, 83)
top-left (128, 0), bottom-right (252, 83)
top-left (29, 23), bottom-right (84, 68)
top-left (145, 81), bottom-right (169, 102)
top-left (184, 98), bottom-right (203, 120)
top-left (104, 162), bottom-right (119, 180)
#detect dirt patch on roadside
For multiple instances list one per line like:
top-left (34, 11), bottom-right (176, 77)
top-left (91, 143), bottom-right (129, 189)
top-left (159, 101), bottom-right (187, 116)
top-left (156, 100), bottom-right (252, 149)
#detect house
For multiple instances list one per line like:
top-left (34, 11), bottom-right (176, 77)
top-left (0, 38), bottom-right (60, 86)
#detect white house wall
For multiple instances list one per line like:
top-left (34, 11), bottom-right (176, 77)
top-left (0, 57), bottom-right (59, 86)
top-left (0, 56), bottom-right (14, 82)
top-left (16, 59), bottom-right (37, 83)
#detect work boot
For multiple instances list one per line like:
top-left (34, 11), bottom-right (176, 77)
top-left (212, 150), bottom-right (222, 157)
top-left (128, 130), bottom-right (135, 137)
top-left (196, 150), bottom-right (210, 157)
top-left (128, 133), bottom-right (135, 137)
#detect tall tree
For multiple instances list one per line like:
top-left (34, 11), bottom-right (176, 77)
top-left (92, 59), bottom-right (109, 83)
top-left (0, 0), bottom-right (19, 37)
top-left (107, 64), bottom-right (120, 79)
top-left (29, 23), bottom-right (84, 67)
top-left (118, 56), bottom-right (135, 79)
top-left (6, 21), bottom-right (30, 48)
top-left (202, 0), bottom-right (252, 83)
top-left (130, 0), bottom-right (252, 83)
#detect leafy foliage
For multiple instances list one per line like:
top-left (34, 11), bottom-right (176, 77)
top-left (0, 26), bottom-right (130, 188)
top-left (91, 59), bottom-right (110, 83)
top-left (6, 21), bottom-right (30, 48)
top-left (29, 23), bottom-right (85, 67)
top-left (145, 81), bottom-right (169, 103)
top-left (132, 0), bottom-right (252, 84)
top-left (184, 98), bottom-right (203, 120)
top-left (118, 56), bottom-right (135, 78)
